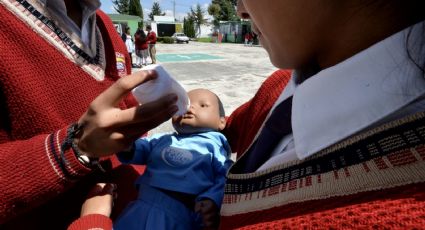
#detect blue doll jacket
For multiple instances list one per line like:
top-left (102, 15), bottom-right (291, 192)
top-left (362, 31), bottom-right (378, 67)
top-left (118, 131), bottom-right (233, 207)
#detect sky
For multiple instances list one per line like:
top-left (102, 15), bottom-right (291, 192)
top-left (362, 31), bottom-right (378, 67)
top-left (100, 0), bottom-right (212, 21)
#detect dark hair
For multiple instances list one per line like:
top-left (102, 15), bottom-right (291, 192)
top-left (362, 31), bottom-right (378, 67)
top-left (146, 25), bottom-right (152, 30)
top-left (216, 95), bottom-right (225, 117)
top-left (136, 29), bottom-right (146, 39)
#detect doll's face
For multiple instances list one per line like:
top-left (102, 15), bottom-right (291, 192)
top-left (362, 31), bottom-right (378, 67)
top-left (172, 89), bottom-right (225, 134)
top-left (237, 0), bottom-right (338, 69)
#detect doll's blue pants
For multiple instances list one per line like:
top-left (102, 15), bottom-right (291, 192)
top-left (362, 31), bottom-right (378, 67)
top-left (114, 185), bottom-right (202, 230)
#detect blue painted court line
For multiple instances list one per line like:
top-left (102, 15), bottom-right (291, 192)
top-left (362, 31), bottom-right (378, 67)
top-left (156, 53), bottom-right (223, 62)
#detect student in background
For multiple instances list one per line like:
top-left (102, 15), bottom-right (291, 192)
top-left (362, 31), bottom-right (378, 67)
top-left (124, 27), bottom-right (135, 68)
top-left (134, 28), bottom-right (149, 67)
top-left (146, 25), bottom-right (157, 64)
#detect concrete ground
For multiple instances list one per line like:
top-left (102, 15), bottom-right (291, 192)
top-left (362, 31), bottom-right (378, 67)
top-left (133, 41), bottom-right (278, 134)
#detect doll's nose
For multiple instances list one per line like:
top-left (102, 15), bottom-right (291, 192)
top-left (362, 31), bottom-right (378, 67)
top-left (186, 105), bottom-right (195, 114)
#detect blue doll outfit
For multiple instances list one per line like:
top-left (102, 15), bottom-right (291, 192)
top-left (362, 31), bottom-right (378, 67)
top-left (114, 131), bottom-right (232, 230)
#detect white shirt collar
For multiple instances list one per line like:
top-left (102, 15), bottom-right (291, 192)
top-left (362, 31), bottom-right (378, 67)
top-left (274, 20), bottom-right (425, 160)
top-left (39, 0), bottom-right (100, 47)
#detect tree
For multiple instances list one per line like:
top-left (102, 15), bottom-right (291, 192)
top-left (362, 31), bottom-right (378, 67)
top-left (208, 0), bottom-right (238, 26)
top-left (128, 0), bottom-right (144, 28)
top-left (149, 1), bottom-right (165, 21)
top-left (112, 0), bottom-right (130, 14)
top-left (183, 17), bottom-right (196, 38)
top-left (189, 4), bottom-right (206, 37)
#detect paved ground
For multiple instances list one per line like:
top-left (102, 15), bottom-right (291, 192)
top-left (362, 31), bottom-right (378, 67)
top-left (133, 41), bottom-right (278, 134)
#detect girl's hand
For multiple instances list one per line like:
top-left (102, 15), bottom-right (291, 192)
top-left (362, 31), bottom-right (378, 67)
top-left (80, 183), bottom-right (117, 217)
top-left (75, 70), bottom-right (178, 158)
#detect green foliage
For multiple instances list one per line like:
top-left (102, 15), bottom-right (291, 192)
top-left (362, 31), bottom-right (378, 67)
top-left (162, 37), bottom-right (175, 44)
top-left (128, 0), bottom-right (143, 28)
top-left (183, 17), bottom-right (196, 38)
top-left (113, 0), bottom-right (144, 28)
top-left (208, 0), bottom-right (239, 26)
top-left (207, 3), bottom-right (220, 18)
top-left (112, 0), bottom-right (129, 14)
top-left (188, 4), bottom-right (206, 37)
top-left (128, 0), bottom-right (143, 19)
top-left (149, 1), bottom-right (165, 21)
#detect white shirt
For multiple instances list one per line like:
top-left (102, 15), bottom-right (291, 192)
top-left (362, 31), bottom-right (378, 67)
top-left (258, 20), bottom-right (425, 171)
top-left (125, 34), bottom-right (134, 53)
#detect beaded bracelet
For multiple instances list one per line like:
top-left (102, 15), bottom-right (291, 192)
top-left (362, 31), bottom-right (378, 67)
top-left (60, 123), bottom-right (105, 173)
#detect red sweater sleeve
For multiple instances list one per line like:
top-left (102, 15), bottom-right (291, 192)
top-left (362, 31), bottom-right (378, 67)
top-left (0, 126), bottom-right (92, 223)
top-left (147, 31), bottom-right (157, 44)
top-left (0, 6), bottom-right (139, 228)
top-left (68, 214), bottom-right (112, 230)
top-left (223, 69), bottom-right (291, 158)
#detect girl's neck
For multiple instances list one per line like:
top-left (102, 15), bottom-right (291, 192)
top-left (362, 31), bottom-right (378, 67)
top-left (63, 0), bottom-right (82, 28)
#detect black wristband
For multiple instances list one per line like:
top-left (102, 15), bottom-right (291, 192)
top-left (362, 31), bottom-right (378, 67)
top-left (60, 123), bottom-right (105, 173)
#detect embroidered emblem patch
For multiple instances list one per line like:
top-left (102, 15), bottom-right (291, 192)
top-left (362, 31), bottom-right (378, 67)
top-left (161, 147), bottom-right (193, 167)
top-left (115, 52), bottom-right (127, 77)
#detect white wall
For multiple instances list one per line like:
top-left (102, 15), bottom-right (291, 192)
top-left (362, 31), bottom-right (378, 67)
top-left (197, 24), bottom-right (214, 38)
top-left (150, 22), bottom-right (158, 34)
top-left (153, 16), bottom-right (175, 22)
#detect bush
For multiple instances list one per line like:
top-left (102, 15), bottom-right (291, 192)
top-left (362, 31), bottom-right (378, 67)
top-left (157, 37), bottom-right (164, 42)
top-left (162, 37), bottom-right (175, 44)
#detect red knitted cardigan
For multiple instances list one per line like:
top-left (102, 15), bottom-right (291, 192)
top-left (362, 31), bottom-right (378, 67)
top-left (220, 71), bottom-right (425, 229)
top-left (0, 2), bottom-right (145, 229)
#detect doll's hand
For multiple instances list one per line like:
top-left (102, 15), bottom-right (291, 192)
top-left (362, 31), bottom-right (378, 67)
top-left (194, 199), bottom-right (219, 230)
top-left (75, 70), bottom-right (178, 158)
top-left (80, 183), bottom-right (117, 217)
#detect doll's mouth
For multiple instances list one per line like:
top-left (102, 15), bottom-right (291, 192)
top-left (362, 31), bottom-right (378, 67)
top-left (182, 114), bottom-right (194, 119)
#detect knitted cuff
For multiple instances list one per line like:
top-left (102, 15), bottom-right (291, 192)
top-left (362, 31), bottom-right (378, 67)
top-left (67, 214), bottom-right (112, 230)
top-left (46, 127), bottom-right (92, 181)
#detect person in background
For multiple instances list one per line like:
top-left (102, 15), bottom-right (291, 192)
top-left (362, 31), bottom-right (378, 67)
top-left (134, 28), bottom-right (149, 67)
top-left (244, 32), bottom-right (249, 46)
top-left (0, 0), bottom-right (177, 229)
top-left (121, 30), bottom-right (127, 42)
top-left (244, 32), bottom-right (252, 47)
top-left (146, 25), bottom-right (157, 64)
top-left (124, 27), bottom-right (135, 68)
top-left (248, 32), bottom-right (254, 46)
top-left (70, 89), bottom-right (232, 230)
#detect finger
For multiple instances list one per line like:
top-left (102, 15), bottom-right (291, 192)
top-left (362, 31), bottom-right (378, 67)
top-left (93, 70), bottom-right (158, 108)
top-left (101, 110), bottom-right (176, 150)
top-left (194, 203), bottom-right (202, 212)
top-left (86, 183), bottom-right (116, 199)
top-left (86, 183), bottom-right (105, 198)
top-left (112, 94), bottom-right (178, 127)
top-left (203, 217), bottom-right (217, 228)
top-left (102, 183), bottom-right (117, 195)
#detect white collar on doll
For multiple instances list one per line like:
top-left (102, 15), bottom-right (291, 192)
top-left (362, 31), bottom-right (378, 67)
top-left (272, 20), bottom-right (425, 161)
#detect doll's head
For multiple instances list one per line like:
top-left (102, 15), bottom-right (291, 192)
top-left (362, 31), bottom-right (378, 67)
top-left (172, 89), bottom-right (226, 134)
